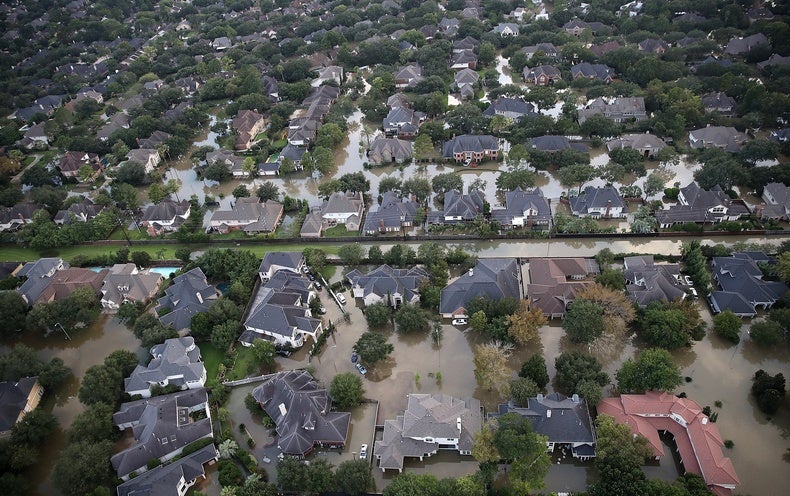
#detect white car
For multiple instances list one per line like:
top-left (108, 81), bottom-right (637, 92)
top-left (684, 275), bottom-right (693, 286)
top-left (689, 287), bottom-right (698, 298)
top-left (359, 444), bottom-right (368, 459)
top-left (452, 318), bottom-right (468, 326)
top-left (336, 293), bottom-right (347, 305)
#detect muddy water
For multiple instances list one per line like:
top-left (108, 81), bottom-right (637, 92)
top-left (7, 315), bottom-right (144, 496)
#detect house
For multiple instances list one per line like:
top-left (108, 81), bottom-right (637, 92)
top-left (702, 92), bottom-right (736, 117)
top-left (374, 393), bottom-right (482, 472)
top-left (321, 191), bottom-right (365, 231)
top-left (770, 128), bottom-right (790, 142)
top-left (18, 122), bottom-right (50, 149)
top-left (758, 182), bottom-right (790, 221)
top-left (33, 266), bottom-right (107, 304)
top-left (346, 264), bottom-right (428, 307)
top-left (382, 107), bottom-right (424, 138)
top-left (299, 210), bottom-right (324, 238)
top-left (527, 258), bottom-right (600, 319)
top-left (232, 110), bottom-right (266, 151)
top-left (438, 17), bottom-right (460, 35)
top-left (155, 268), bottom-right (219, 332)
top-left (491, 187), bottom-right (553, 230)
top-left (606, 133), bottom-right (666, 158)
top-left (482, 97), bottom-right (536, 120)
top-left (508, 7), bottom-right (529, 21)
top-left (654, 183), bottom-right (751, 228)
top-left (211, 36), bottom-right (232, 50)
top-left (140, 200), bottom-right (191, 236)
top-left (623, 255), bottom-right (686, 306)
top-left (124, 337), bottom-right (206, 398)
top-left (638, 38), bottom-right (669, 54)
top-left (207, 198), bottom-right (283, 234)
top-left (748, 7), bottom-right (775, 23)
top-left (563, 19), bottom-right (607, 35)
top-left (709, 252), bottom-right (788, 317)
top-left (442, 135), bottom-right (499, 163)
top-left (451, 68), bottom-right (480, 100)
top-left (57, 151), bottom-right (103, 179)
top-left (688, 126), bottom-right (748, 152)
top-left (16, 258), bottom-right (66, 305)
top-left (428, 189), bottom-right (485, 225)
top-left (116, 444), bottom-right (218, 496)
top-left (367, 137), bottom-right (413, 165)
top-left (599, 392), bottom-right (739, 496)
top-left (570, 63), bottom-right (615, 82)
top-left (589, 41), bottom-right (622, 57)
top-left (278, 143), bottom-right (306, 169)
top-left (439, 258), bottom-right (521, 319)
top-left (450, 50), bottom-right (478, 70)
top-left (362, 191), bottom-right (419, 234)
top-left (125, 148), bottom-right (161, 173)
top-left (241, 271), bottom-right (320, 348)
top-left (205, 149), bottom-right (247, 178)
top-left (577, 97), bottom-right (647, 124)
top-left (569, 186), bottom-right (626, 218)
top-left (724, 33), bottom-right (769, 56)
top-left (312, 65), bottom-right (343, 87)
top-left (453, 36), bottom-right (480, 52)
top-left (0, 203), bottom-right (41, 232)
top-left (522, 43), bottom-right (559, 60)
top-left (0, 377), bottom-right (43, 436)
top-left (53, 197), bottom-right (105, 225)
top-left (757, 54), bottom-right (790, 70)
top-left (491, 393), bottom-right (595, 460)
top-left (524, 65), bottom-right (562, 86)
top-left (492, 23), bottom-right (519, 36)
top-left (96, 113), bottom-right (130, 141)
top-left (251, 370), bottom-right (350, 456)
top-left (100, 263), bottom-right (163, 310)
top-left (386, 93), bottom-right (410, 109)
top-left (393, 65), bottom-right (424, 89)
top-left (112, 389), bottom-right (213, 480)
top-left (258, 251), bottom-right (305, 282)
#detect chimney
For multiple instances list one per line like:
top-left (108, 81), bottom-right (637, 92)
top-left (605, 199), bottom-right (612, 218)
top-left (456, 417), bottom-right (462, 433)
top-left (468, 268), bottom-right (474, 277)
top-left (701, 417), bottom-right (708, 425)
top-left (572, 394), bottom-right (579, 403)
top-left (546, 410), bottom-right (552, 418)
top-left (196, 292), bottom-right (203, 304)
top-left (537, 393), bottom-right (543, 402)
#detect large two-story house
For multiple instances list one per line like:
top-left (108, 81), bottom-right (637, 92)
top-left (654, 183), bottom-right (751, 228)
top-left (346, 264), bottom-right (428, 308)
top-left (569, 186), bottom-right (626, 218)
top-left (140, 200), bottom-right (191, 237)
top-left (491, 187), bottom-right (553, 230)
top-left (442, 135), bottom-right (499, 163)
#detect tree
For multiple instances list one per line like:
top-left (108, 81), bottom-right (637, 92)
top-left (751, 369), bottom-right (786, 414)
top-left (394, 303), bottom-right (429, 333)
top-left (558, 162), bottom-right (596, 195)
top-left (110, 182), bottom-right (139, 210)
top-left (335, 459), bottom-right (373, 496)
top-left (590, 414), bottom-right (652, 496)
top-left (510, 377), bottom-right (540, 406)
top-left (693, 151), bottom-right (746, 190)
top-left (315, 123), bottom-right (346, 149)
top-left (378, 176), bottom-right (402, 195)
top-left (338, 243), bottom-right (365, 265)
top-left (306, 458), bottom-right (335, 494)
top-left (0, 291), bottom-right (28, 338)
top-left (445, 104), bottom-right (486, 134)
top-left (563, 299), bottom-right (605, 343)
top-left (68, 403), bottom-right (117, 444)
top-left (506, 302), bottom-right (547, 346)
top-left (212, 321), bottom-right (241, 350)
top-left (330, 372), bottom-right (365, 409)
top-left (432, 172), bottom-right (464, 194)
top-left (251, 339), bottom-right (276, 369)
top-left (491, 413), bottom-right (551, 493)
top-left (383, 473), bottom-right (440, 496)
top-left (78, 365), bottom-right (124, 407)
top-left (174, 247), bottom-right (192, 264)
top-left (11, 409), bottom-right (57, 446)
top-left (277, 456), bottom-right (308, 493)
top-left (644, 173), bottom-right (665, 198)
top-left (131, 250), bottom-right (151, 268)
top-left (232, 185), bottom-right (250, 198)
top-left (713, 310), bottom-right (742, 344)
top-left (401, 177), bottom-right (431, 203)
top-left (749, 319), bottom-right (783, 346)
top-left (473, 341), bottom-right (513, 398)
top-left (555, 351), bottom-right (609, 398)
top-left (114, 161), bottom-right (148, 186)
top-left (256, 182), bottom-right (280, 202)
top-left (496, 167), bottom-right (536, 193)
top-left (53, 440), bottom-right (114, 496)
top-left (595, 268), bottom-right (626, 291)
top-left (368, 246), bottom-right (383, 264)
top-left (576, 283), bottom-right (637, 337)
top-left (468, 310), bottom-right (487, 333)
top-left (353, 332), bottom-right (394, 365)
top-left (616, 348), bottom-right (682, 393)
top-left (218, 459), bottom-right (244, 487)
top-left (413, 133), bottom-right (434, 161)
top-left (519, 354), bottom-right (549, 389)
top-left (636, 299), bottom-right (705, 349)
top-left (338, 172), bottom-right (370, 194)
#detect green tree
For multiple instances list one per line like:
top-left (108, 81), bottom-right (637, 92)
top-left (469, 310), bottom-right (488, 333)
top-left (338, 243), bottom-right (365, 265)
top-left (330, 372), bottom-right (365, 409)
top-left (510, 377), bottom-right (539, 406)
top-left (78, 365), bottom-right (124, 407)
top-left (590, 414), bottom-right (652, 496)
top-left (383, 473), bottom-right (440, 496)
top-left (353, 332), bottom-right (394, 365)
top-left (11, 409), bottom-right (57, 446)
top-left (431, 172), bottom-right (464, 194)
top-left (751, 369), bottom-right (786, 414)
top-left (401, 177), bottom-right (432, 203)
top-left (363, 303), bottom-right (392, 329)
top-left (595, 268), bottom-right (625, 291)
top-left (277, 456), bottom-right (308, 492)
top-left (749, 319), bottom-right (783, 346)
top-left (211, 321), bottom-right (241, 350)
top-left (68, 403), bottom-right (117, 444)
top-left (492, 413), bottom-right (551, 493)
top-left (555, 351), bottom-right (609, 398)
top-left (131, 250), bottom-right (152, 268)
top-left (394, 303), bottom-right (429, 333)
top-left (473, 341), bottom-right (514, 398)
top-left (558, 162), bottom-right (597, 195)
top-left (368, 246), bottom-right (383, 264)
top-left (713, 310), bottom-right (742, 344)
top-left (256, 182), bottom-right (280, 202)
top-left (636, 299), bottom-right (705, 349)
top-left (413, 133), bottom-right (434, 161)
top-left (232, 185), bottom-right (250, 198)
top-left (53, 440), bottom-right (114, 496)
top-left (563, 299), bottom-right (605, 343)
top-left (335, 459), bottom-right (373, 495)
top-left (519, 354), bottom-right (549, 389)
top-left (378, 176), bottom-right (402, 195)
top-left (616, 348), bottom-right (682, 393)
top-left (0, 291), bottom-right (28, 338)
top-left (250, 339), bottom-right (276, 369)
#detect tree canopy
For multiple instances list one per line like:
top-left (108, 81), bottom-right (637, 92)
top-left (616, 348), bottom-right (682, 393)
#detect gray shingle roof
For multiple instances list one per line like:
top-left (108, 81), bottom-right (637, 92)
top-left (363, 192), bottom-right (419, 232)
top-left (16, 257), bottom-right (67, 305)
top-left (493, 393), bottom-right (595, 447)
top-left (259, 252), bottom-right (304, 277)
top-left (346, 264), bottom-right (428, 304)
top-left (439, 258), bottom-right (520, 315)
top-left (368, 137), bottom-right (413, 164)
top-left (156, 268), bottom-right (218, 332)
top-left (442, 135), bottom-right (499, 157)
top-left (0, 377), bottom-right (39, 432)
top-left (101, 263), bottom-right (163, 307)
top-left (491, 187), bottom-right (552, 227)
top-left (124, 337), bottom-right (205, 396)
top-left (569, 186), bottom-right (625, 215)
top-left (116, 444), bottom-right (218, 496)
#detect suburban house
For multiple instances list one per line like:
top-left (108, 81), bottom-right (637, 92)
top-left (18, 122), bottom-right (50, 149)
top-left (386, 93), bottom-right (410, 109)
top-left (0, 377), bottom-right (43, 436)
top-left (207, 198), bottom-right (283, 234)
top-left (155, 268), bottom-right (219, 333)
top-left (450, 49), bottom-right (478, 70)
top-left (451, 68), bottom-right (480, 100)
top-left (522, 43), bottom-right (559, 59)
top-left (524, 65), bottom-right (562, 86)
top-left (440, 258), bottom-right (521, 319)
top-left (599, 392), bottom-right (739, 496)
top-left (758, 182), bottom-right (790, 221)
top-left (590, 40), bottom-right (622, 57)
top-left (258, 251), bottom-right (304, 282)
top-left (638, 38), bottom-right (669, 53)
top-left (563, 19), bottom-right (607, 35)
top-left (529, 135), bottom-right (588, 153)
top-left (442, 134), bottom-right (499, 163)
top-left (654, 183), bottom-right (751, 228)
top-left (702, 92), bottom-right (737, 116)
top-left (577, 97), bottom-right (647, 124)
top-left (278, 143), bottom-right (306, 169)
top-left (393, 65), bottom-right (424, 89)
top-left (491, 187), bottom-right (553, 230)
top-left (299, 210), bottom-right (325, 238)
top-left (623, 255), bottom-right (687, 306)
top-left (428, 189), bottom-right (485, 225)
top-left (346, 264), bottom-right (429, 308)
top-left (116, 444), bottom-right (218, 496)
top-left (124, 337), bottom-right (206, 398)
top-left (96, 113), bottom-right (130, 141)
top-left (724, 32), bottom-right (769, 55)
top-left (100, 263), bottom-right (163, 310)
top-left (367, 137), bottom-right (413, 165)
top-left (710, 252), bottom-right (788, 317)
top-left (382, 106), bottom-right (425, 138)
top-left (251, 370), bottom-right (350, 456)
top-left (232, 109), bottom-right (267, 151)
top-left (569, 186), bottom-right (626, 218)
top-left (482, 97), bottom-right (536, 120)
top-left (137, 131), bottom-right (171, 150)
top-left (57, 151), bottom-right (103, 179)
top-left (570, 63), bottom-right (614, 82)
top-left (241, 270), bottom-right (320, 348)
top-left (140, 200), bottom-right (191, 237)
top-left (452, 36), bottom-right (479, 52)
top-left (491, 393), bottom-right (596, 461)
top-left (527, 258), bottom-right (600, 319)
top-left (312, 65), bottom-right (343, 87)
top-left (0, 203), bottom-right (40, 232)
top-left (15, 259), bottom-right (105, 305)
top-left (688, 126), bottom-right (748, 152)
top-left (112, 389), bottom-right (213, 481)
top-left (363, 191), bottom-right (419, 234)
top-left (205, 149), bottom-right (248, 178)
top-left (53, 197), bottom-right (105, 225)
top-left (374, 393), bottom-right (482, 472)
top-left (606, 133), bottom-right (666, 158)
top-left (438, 17), bottom-right (460, 35)
top-left (125, 148), bottom-right (161, 173)
top-left (300, 191), bottom-right (364, 237)
top-left (16, 257), bottom-right (66, 305)
top-left (492, 22), bottom-right (519, 36)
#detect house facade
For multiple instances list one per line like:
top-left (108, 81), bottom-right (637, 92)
top-left (140, 200), bottom-right (191, 237)
top-left (124, 337), bottom-right (206, 398)
top-left (100, 263), bottom-right (163, 310)
top-left (442, 134), bottom-right (499, 163)
top-left (346, 264), bottom-right (428, 307)
top-left (491, 187), bottom-right (553, 230)
top-left (527, 258), bottom-right (600, 318)
top-left (0, 377), bottom-right (43, 436)
top-left (362, 191), bottom-right (419, 234)
top-left (569, 186), bottom-right (626, 218)
top-left (440, 258), bottom-right (521, 318)
top-left (207, 198), bottom-right (283, 234)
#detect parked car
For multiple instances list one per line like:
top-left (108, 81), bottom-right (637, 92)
top-left (318, 306), bottom-right (327, 314)
top-left (689, 287), bottom-right (698, 298)
top-left (684, 275), bottom-right (693, 286)
top-left (307, 273), bottom-right (315, 281)
top-left (355, 362), bottom-right (367, 375)
top-left (351, 352), bottom-right (358, 363)
top-left (275, 348), bottom-right (292, 358)
top-left (359, 444), bottom-right (368, 459)
top-left (314, 281), bottom-right (322, 290)
top-left (301, 266), bottom-right (310, 274)
top-left (337, 293), bottom-right (347, 305)
top-left (452, 318), bottom-right (468, 326)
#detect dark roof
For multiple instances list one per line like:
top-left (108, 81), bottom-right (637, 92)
top-left (711, 252), bottom-right (788, 312)
top-left (363, 191), bottom-right (418, 232)
top-left (439, 258), bottom-right (520, 315)
top-left (346, 264), bottom-right (428, 303)
top-left (493, 393), bottom-right (595, 447)
top-left (0, 377), bottom-right (38, 432)
top-left (116, 444), bottom-right (218, 496)
top-left (482, 97), bottom-right (536, 118)
top-left (259, 252), bottom-right (304, 276)
top-left (442, 135), bottom-right (499, 157)
top-left (529, 135), bottom-right (570, 152)
top-left (571, 62), bottom-right (614, 81)
top-left (141, 200), bottom-right (190, 223)
top-left (124, 337), bottom-right (204, 395)
top-left (156, 268), bottom-right (218, 331)
top-left (491, 187), bottom-right (552, 227)
top-left (569, 186), bottom-right (625, 214)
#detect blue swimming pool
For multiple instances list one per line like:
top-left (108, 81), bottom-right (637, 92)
top-left (89, 266), bottom-right (180, 277)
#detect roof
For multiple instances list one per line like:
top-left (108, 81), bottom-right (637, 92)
top-left (493, 393), bottom-right (595, 446)
top-left (688, 126), bottom-right (748, 151)
top-left (368, 137), bottom-right (413, 164)
top-left (529, 135), bottom-right (571, 152)
top-left (243, 282), bottom-right (320, 343)
top-left (491, 187), bottom-right (552, 226)
top-left (0, 377), bottom-right (39, 432)
top-left (124, 337), bottom-right (205, 395)
top-left (482, 97), bottom-right (536, 118)
top-left (527, 258), bottom-right (600, 317)
top-left (155, 268), bottom-right (219, 331)
top-left (655, 183), bottom-right (751, 225)
top-left (116, 444), bottom-right (218, 496)
top-left (322, 191), bottom-right (364, 216)
top-left (439, 258), bottom-right (520, 315)
top-left (606, 133), bottom-right (666, 153)
top-left (36, 267), bottom-right (106, 303)
top-left (524, 65), bottom-right (561, 81)
top-left (599, 392), bottom-right (739, 493)
top-left (711, 252), bottom-right (787, 310)
top-left (101, 264), bottom-right (162, 306)
top-left (347, 264), bottom-right (428, 303)
top-left (571, 62), bottom-right (614, 81)
top-left (623, 256), bottom-right (685, 306)
top-left (54, 198), bottom-right (105, 224)
top-left (259, 252), bottom-right (304, 277)
top-left (252, 370), bottom-right (350, 456)
top-left (363, 191), bottom-right (419, 232)
top-left (16, 258), bottom-right (67, 305)
top-left (569, 186), bottom-right (625, 214)
top-left (141, 201), bottom-right (190, 223)
top-left (442, 135), bottom-right (499, 157)
top-left (724, 33), bottom-right (769, 55)
top-left (209, 198), bottom-right (283, 233)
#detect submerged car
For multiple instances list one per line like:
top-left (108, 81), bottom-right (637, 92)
top-left (355, 362), bottom-right (367, 375)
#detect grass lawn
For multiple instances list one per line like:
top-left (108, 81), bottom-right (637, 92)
top-left (320, 265), bottom-right (336, 281)
top-left (323, 225), bottom-right (359, 237)
top-left (226, 345), bottom-right (258, 381)
top-left (198, 343), bottom-right (226, 387)
top-left (22, 156), bottom-right (36, 166)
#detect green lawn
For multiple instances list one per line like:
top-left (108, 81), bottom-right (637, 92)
top-left (226, 345), bottom-right (258, 381)
top-left (198, 343), bottom-right (226, 387)
top-left (323, 225), bottom-right (359, 237)
top-left (320, 265), bottom-right (336, 281)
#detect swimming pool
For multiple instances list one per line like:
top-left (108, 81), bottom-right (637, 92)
top-left (89, 266), bottom-right (181, 277)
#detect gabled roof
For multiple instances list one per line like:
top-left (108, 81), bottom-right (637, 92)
top-left (724, 33), bottom-right (768, 55)
top-left (494, 393), bottom-right (595, 446)
top-left (16, 258), bottom-right (67, 305)
top-left (141, 200), bottom-right (190, 223)
top-left (524, 64), bottom-right (561, 81)
top-left (529, 135), bottom-right (571, 152)
top-left (259, 252), bottom-right (304, 276)
top-left (101, 263), bottom-right (162, 306)
top-left (623, 256), bottom-right (685, 306)
top-left (688, 126), bottom-right (748, 151)
top-left (322, 191), bottom-right (364, 216)
top-left (209, 198), bottom-right (283, 233)
top-left (36, 267), bottom-right (106, 303)
top-left (453, 68), bottom-right (480, 87)
top-left (606, 133), bottom-right (666, 153)
top-left (347, 264), bottom-right (428, 303)
top-left (711, 252), bottom-right (787, 310)
top-left (450, 49), bottom-right (477, 67)
top-left (156, 268), bottom-right (218, 331)
top-left (442, 135), bottom-right (499, 157)
top-left (439, 258), bottom-right (520, 315)
top-left (491, 187), bottom-right (552, 226)
top-left (54, 198), bottom-right (105, 224)
top-left (569, 186), bottom-right (625, 214)
top-left (440, 189), bottom-right (485, 220)
top-left (482, 97), bottom-right (536, 118)
top-left (116, 444), bottom-right (218, 496)
top-left (252, 370), bottom-right (350, 456)
top-left (527, 258), bottom-right (600, 317)
top-left (0, 377), bottom-right (39, 432)
top-left (363, 191), bottom-right (419, 231)
top-left (124, 337), bottom-right (204, 395)
top-left (368, 137), bottom-right (413, 164)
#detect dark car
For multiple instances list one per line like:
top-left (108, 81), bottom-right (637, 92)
top-left (307, 273), bottom-right (315, 281)
top-left (351, 353), bottom-right (358, 363)
top-left (275, 348), bottom-right (292, 358)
